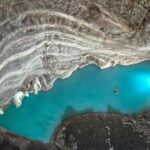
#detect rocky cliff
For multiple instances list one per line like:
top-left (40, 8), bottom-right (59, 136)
top-left (0, 0), bottom-right (149, 107)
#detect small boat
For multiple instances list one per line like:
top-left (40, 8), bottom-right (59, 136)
top-left (114, 89), bottom-right (119, 95)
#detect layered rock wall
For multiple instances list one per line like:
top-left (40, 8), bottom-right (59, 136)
top-left (0, 0), bottom-right (149, 107)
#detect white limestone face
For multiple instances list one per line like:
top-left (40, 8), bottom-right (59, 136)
top-left (13, 92), bottom-right (25, 108)
top-left (32, 78), bottom-right (42, 95)
top-left (24, 91), bottom-right (29, 97)
top-left (0, 108), bottom-right (4, 115)
top-left (33, 83), bottom-right (40, 95)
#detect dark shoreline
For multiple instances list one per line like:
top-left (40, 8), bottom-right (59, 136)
top-left (1, 111), bottom-right (150, 150)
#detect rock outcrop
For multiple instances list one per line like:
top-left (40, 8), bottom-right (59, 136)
top-left (1, 111), bottom-right (150, 150)
top-left (51, 112), bottom-right (150, 150)
top-left (0, 0), bottom-right (150, 107)
top-left (0, 127), bottom-right (49, 150)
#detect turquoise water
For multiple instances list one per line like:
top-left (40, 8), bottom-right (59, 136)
top-left (1, 62), bottom-right (150, 142)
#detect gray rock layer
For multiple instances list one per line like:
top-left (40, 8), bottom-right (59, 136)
top-left (0, 0), bottom-right (150, 106)
top-left (51, 112), bottom-right (150, 150)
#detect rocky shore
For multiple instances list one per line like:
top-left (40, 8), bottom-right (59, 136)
top-left (0, 127), bottom-right (49, 150)
top-left (1, 111), bottom-right (150, 150)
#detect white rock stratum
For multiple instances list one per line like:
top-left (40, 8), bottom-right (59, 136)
top-left (0, 0), bottom-right (149, 108)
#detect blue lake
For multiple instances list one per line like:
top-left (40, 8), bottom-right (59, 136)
top-left (1, 61), bottom-right (150, 142)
